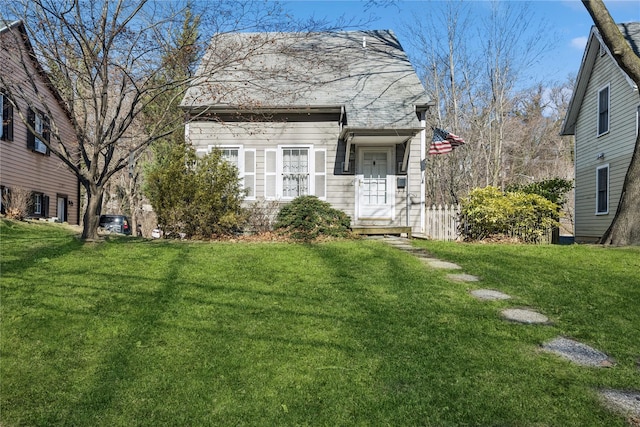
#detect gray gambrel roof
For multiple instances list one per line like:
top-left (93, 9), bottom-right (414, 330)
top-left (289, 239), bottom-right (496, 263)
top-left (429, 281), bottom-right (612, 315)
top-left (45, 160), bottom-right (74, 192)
top-left (561, 22), bottom-right (640, 136)
top-left (181, 30), bottom-right (431, 130)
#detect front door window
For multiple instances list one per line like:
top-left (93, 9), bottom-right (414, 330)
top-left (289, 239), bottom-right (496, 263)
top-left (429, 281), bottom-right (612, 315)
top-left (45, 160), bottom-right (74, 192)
top-left (362, 152), bottom-right (387, 205)
top-left (357, 148), bottom-right (393, 220)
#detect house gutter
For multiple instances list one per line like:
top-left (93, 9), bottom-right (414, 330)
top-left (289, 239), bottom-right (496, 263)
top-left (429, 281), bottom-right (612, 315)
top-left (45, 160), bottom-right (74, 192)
top-left (180, 104), bottom-right (343, 116)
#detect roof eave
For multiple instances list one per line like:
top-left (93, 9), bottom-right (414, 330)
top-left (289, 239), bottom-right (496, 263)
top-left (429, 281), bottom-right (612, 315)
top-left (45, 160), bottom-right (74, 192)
top-left (561, 27), bottom-right (600, 136)
top-left (182, 104), bottom-right (343, 116)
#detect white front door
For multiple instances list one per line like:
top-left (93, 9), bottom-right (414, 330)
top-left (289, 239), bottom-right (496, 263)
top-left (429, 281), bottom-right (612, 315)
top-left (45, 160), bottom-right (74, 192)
top-left (356, 148), bottom-right (394, 220)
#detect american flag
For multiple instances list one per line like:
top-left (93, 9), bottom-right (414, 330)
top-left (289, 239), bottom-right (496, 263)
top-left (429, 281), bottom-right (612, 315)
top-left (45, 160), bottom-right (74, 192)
top-left (428, 127), bottom-right (465, 155)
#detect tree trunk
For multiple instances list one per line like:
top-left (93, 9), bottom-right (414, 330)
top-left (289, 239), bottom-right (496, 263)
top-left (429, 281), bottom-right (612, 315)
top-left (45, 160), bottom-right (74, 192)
top-left (81, 183), bottom-right (104, 240)
top-left (600, 133), bottom-right (640, 245)
top-left (582, 0), bottom-right (640, 245)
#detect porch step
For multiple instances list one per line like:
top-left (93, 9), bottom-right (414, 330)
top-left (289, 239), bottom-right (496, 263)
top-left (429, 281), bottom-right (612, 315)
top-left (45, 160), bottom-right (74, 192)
top-left (351, 226), bottom-right (412, 239)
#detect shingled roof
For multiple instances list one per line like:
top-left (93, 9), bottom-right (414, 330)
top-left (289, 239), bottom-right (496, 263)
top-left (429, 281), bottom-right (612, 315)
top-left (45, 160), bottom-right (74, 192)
top-left (181, 30), bottom-right (431, 130)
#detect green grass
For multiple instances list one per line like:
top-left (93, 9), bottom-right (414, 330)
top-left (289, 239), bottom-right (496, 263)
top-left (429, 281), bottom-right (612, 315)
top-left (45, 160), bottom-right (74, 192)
top-left (1, 219), bottom-right (639, 426)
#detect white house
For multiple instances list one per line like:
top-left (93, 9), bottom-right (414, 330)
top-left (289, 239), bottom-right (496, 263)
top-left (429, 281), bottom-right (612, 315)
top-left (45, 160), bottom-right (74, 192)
top-left (181, 30), bottom-right (433, 236)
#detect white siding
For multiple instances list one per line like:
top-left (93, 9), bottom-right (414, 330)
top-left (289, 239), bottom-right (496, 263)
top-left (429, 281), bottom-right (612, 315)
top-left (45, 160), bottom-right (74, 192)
top-left (574, 42), bottom-right (639, 241)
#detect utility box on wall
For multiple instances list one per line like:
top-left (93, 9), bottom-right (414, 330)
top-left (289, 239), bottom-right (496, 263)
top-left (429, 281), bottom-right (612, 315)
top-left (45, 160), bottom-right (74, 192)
top-left (397, 176), bottom-right (406, 189)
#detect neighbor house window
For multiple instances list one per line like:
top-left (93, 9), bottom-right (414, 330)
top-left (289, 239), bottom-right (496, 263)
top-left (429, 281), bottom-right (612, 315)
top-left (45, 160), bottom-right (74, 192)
top-left (596, 165), bottom-right (609, 215)
top-left (597, 85), bottom-right (609, 136)
top-left (1, 93), bottom-right (13, 141)
top-left (264, 146), bottom-right (325, 200)
top-left (27, 108), bottom-right (50, 154)
top-left (33, 192), bottom-right (43, 215)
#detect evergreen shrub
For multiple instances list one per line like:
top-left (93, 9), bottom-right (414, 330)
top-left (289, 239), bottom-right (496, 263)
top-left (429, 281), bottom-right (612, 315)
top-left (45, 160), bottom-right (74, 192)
top-left (274, 196), bottom-right (351, 241)
top-left (145, 144), bottom-right (246, 239)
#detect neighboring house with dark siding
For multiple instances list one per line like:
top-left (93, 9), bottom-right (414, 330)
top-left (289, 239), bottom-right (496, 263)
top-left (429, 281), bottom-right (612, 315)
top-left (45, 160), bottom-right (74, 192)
top-left (561, 22), bottom-right (640, 242)
top-left (0, 21), bottom-right (79, 224)
top-left (181, 30), bottom-right (432, 235)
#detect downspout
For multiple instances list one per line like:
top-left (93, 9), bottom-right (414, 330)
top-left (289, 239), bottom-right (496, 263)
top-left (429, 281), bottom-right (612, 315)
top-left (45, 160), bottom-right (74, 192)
top-left (420, 110), bottom-right (427, 234)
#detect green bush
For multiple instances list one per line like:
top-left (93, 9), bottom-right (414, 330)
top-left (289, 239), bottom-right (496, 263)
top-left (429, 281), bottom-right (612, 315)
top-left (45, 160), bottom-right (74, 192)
top-left (506, 178), bottom-right (573, 206)
top-left (274, 196), bottom-right (351, 241)
top-left (145, 144), bottom-right (247, 239)
top-left (460, 186), bottom-right (559, 243)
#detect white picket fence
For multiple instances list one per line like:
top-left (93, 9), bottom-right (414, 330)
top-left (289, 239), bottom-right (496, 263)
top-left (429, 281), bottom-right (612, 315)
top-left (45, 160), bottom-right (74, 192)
top-left (424, 204), bottom-right (461, 241)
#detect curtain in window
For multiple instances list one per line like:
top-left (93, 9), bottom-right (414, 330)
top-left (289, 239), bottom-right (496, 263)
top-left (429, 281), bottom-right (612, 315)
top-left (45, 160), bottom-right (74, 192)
top-left (282, 148), bottom-right (308, 198)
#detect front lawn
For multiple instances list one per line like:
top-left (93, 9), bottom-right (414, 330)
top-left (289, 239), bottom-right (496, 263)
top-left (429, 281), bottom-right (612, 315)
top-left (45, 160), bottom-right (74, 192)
top-left (1, 219), bottom-right (639, 426)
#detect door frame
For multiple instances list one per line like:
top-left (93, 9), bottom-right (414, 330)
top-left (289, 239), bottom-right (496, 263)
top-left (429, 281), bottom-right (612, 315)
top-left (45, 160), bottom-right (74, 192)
top-left (355, 146), bottom-right (395, 222)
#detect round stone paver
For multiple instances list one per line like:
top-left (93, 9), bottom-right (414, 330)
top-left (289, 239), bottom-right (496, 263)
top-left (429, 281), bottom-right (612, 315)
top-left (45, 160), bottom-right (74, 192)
top-left (471, 289), bottom-right (511, 300)
top-left (542, 336), bottom-right (614, 367)
top-left (501, 308), bottom-right (549, 324)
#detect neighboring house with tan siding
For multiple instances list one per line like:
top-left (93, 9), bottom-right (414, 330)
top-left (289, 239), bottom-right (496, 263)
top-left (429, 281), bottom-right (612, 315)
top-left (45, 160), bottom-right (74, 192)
top-left (0, 21), bottom-right (79, 224)
top-left (561, 23), bottom-right (640, 243)
top-left (181, 30), bottom-right (432, 235)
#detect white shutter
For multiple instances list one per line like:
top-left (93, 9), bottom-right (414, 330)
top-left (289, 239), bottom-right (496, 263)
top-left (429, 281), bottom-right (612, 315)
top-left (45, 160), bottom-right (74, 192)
top-left (314, 149), bottom-right (326, 199)
top-left (244, 149), bottom-right (256, 199)
top-left (265, 149), bottom-right (277, 199)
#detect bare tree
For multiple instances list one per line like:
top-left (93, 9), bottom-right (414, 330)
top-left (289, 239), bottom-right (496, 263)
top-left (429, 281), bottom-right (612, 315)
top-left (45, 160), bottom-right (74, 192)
top-left (404, 1), bottom-right (561, 205)
top-left (582, 0), bottom-right (640, 245)
top-left (0, 1), bottom-right (199, 239)
top-left (1, 0), bottom-right (343, 240)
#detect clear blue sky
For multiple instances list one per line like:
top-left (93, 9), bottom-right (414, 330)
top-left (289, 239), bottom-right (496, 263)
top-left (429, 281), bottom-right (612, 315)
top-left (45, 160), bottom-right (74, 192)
top-left (282, 0), bottom-right (640, 86)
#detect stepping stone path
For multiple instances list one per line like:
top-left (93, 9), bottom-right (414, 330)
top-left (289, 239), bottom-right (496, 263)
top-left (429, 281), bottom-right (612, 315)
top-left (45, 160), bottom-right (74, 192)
top-left (501, 308), bottom-right (549, 324)
top-left (542, 337), bottom-right (614, 367)
top-left (378, 236), bottom-right (640, 422)
top-left (448, 273), bottom-right (480, 283)
top-left (471, 289), bottom-right (510, 300)
top-left (422, 259), bottom-right (462, 270)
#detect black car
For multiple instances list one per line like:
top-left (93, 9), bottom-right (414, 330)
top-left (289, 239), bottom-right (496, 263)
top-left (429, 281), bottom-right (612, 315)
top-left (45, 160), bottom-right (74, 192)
top-left (99, 215), bottom-right (132, 235)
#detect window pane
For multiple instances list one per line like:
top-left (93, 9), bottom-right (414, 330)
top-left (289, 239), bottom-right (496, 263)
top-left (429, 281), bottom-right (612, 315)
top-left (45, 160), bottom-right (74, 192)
top-left (598, 87), bottom-right (609, 135)
top-left (34, 194), bottom-right (42, 214)
top-left (282, 148), bottom-right (309, 197)
top-left (222, 148), bottom-right (239, 167)
top-left (597, 167), bottom-right (608, 213)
